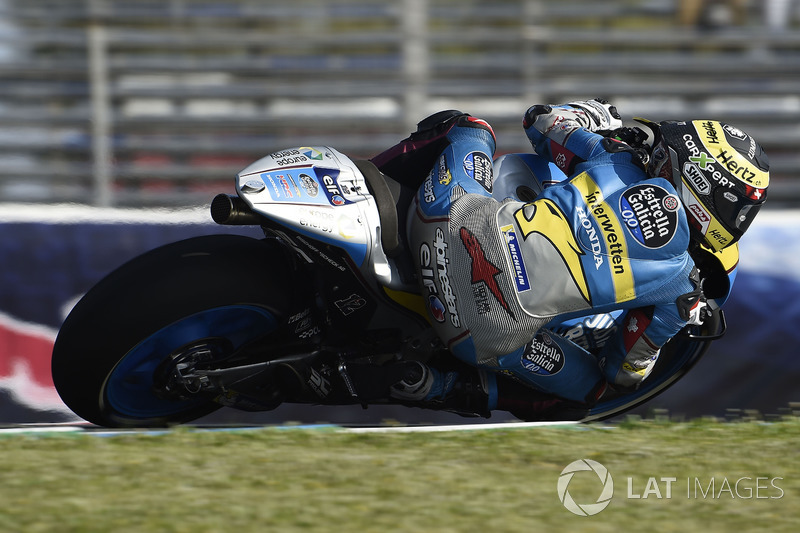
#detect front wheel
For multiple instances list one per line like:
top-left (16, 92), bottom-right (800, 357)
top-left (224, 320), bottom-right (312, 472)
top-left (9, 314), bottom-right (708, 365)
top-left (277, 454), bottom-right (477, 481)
top-left (575, 311), bottom-right (722, 422)
top-left (518, 311), bottom-right (723, 423)
top-left (52, 235), bottom-right (296, 427)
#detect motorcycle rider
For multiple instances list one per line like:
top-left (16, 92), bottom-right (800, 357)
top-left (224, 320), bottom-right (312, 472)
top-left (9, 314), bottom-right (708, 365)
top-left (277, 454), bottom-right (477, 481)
top-left (361, 99), bottom-right (769, 419)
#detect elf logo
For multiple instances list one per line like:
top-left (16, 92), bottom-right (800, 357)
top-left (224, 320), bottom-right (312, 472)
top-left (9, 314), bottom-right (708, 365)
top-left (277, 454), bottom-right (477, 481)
top-left (314, 168), bottom-right (351, 206)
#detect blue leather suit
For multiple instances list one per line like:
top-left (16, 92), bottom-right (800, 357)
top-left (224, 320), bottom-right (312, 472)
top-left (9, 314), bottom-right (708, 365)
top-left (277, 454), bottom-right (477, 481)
top-left (407, 107), bottom-right (700, 407)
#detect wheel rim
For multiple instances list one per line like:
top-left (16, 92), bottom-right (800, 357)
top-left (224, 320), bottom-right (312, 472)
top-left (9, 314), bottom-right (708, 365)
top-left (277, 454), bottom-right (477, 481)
top-left (584, 333), bottom-right (707, 421)
top-left (104, 305), bottom-right (278, 420)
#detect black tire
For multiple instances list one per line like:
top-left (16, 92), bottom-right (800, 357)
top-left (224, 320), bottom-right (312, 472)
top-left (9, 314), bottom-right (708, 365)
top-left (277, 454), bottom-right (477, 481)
top-left (582, 311), bottom-right (721, 421)
top-left (52, 235), bottom-right (295, 427)
top-left (520, 312), bottom-right (721, 423)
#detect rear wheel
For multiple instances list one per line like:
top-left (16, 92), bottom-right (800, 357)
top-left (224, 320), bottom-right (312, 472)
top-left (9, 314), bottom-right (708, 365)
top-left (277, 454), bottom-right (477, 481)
top-left (52, 235), bottom-right (296, 427)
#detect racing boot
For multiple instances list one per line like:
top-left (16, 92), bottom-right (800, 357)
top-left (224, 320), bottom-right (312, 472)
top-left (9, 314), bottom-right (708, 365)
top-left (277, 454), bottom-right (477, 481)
top-left (388, 360), bottom-right (492, 418)
top-left (371, 110), bottom-right (496, 188)
top-left (493, 373), bottom-right (607, 421)
top-left (274, 359), bottom-right (418, 405)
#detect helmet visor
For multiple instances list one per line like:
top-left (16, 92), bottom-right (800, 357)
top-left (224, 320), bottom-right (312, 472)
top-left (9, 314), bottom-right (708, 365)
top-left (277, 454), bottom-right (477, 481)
top-left (649, 139), bottom-right (681, 184)
top-left (713, 187), bottom-right (763, 237)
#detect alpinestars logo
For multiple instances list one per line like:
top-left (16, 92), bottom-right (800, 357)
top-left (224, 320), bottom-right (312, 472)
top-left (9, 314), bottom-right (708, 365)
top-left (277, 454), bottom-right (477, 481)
top-left (459, 227), bottom-right (515, 320)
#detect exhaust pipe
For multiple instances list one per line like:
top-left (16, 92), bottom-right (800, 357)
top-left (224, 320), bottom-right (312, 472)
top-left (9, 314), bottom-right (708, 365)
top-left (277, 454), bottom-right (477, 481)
top-left (211, 194), bottom-right (263, 225)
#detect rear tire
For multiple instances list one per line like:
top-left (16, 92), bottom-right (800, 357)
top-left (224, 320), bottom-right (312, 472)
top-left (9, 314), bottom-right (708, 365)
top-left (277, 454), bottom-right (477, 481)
top-left (52, 235), bottom-right (295, 427)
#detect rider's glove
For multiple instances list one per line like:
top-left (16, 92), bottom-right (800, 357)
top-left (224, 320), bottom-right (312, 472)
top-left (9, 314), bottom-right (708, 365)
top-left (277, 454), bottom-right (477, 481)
top-left (563, 99), bottom-right (623, 133)
top-left (685, 297), bottom-right (709, 326)
top-left (676, 269), bottom-right (710, 327)
top-left (523, 99), bottom-right (623, 147)
top-left (523, 104), bottom-right (583, 146)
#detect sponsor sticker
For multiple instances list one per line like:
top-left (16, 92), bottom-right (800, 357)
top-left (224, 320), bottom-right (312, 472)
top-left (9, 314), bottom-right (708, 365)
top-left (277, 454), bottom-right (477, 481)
top-left (571, 173), bottom-right (634, 302)
top-left (437, 155), bottom-right (452, 186)
top-left (682, 162), bottom-right (711, 195)
top-left (460, 226), bottom-right (515, 320)
top-left (262, 173), bottom-right (284, 200)
top-left (428, 295), bottom-right (446, 323)
top-left (619, 184), bottom-right (679, 249)
top-left (313, 167), bottom-right (352, 206)
top-left (299, 207), bottom-right (335, 234)
top-left (463, 151), bottom-right (494, 193)
top-left (688, 201), bottom-right (711, 225)
top-left (521, 331), bottom-right (564, 376)
top-left (268, 147), bottom-right (326, 166)
top-left (501, 224), bottom-right (531, 293)
top-left (419, 229), bottom-right (460, 328)
top-left (434, 228), bottom-right (460, 327)
top-left (269, 148), bottom-right (308, 166)
top-left (299, 173), bottom-right (319, 197)
top-left (261, 170), bottom-right (335, 204)
top-left (694, 121), bottom-right (769, 188)
top-left (423, 171), bottom-right (436, 203)
top-left (722, 124), bottom-right (748, 141)
top-left (300, 146), bottom-right (324, 161)
top-left (277, 175), bottom-right (294, 198)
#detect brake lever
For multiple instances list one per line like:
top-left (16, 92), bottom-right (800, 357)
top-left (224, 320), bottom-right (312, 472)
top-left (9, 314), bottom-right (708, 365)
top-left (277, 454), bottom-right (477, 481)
top-left (679, 307), bottom-right (727, 341)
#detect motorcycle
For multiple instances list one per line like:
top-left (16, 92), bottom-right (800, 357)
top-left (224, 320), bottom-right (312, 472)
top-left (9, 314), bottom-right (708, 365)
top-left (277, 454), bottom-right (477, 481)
top-left (51, 143), bottom-right (726, 428)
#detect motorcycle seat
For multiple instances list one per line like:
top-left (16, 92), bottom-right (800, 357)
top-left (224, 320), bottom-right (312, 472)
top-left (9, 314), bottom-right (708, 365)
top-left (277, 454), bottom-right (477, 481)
top-left (354, 159), bottom-right (402, 257)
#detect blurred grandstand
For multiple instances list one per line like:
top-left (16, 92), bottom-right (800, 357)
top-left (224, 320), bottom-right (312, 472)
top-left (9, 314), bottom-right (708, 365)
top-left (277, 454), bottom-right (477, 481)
top-left (1, 0), bottom-right (798, 207)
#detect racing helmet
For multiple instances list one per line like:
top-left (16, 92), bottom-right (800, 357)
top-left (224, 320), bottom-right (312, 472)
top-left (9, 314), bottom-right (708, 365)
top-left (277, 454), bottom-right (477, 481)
top-left (639, 119), bottom-right (769, 252)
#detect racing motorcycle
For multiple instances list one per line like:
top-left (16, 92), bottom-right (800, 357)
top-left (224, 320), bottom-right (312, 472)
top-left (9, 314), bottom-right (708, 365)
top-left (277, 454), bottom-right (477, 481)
top-left (51, 141), bottom-right (727, 428)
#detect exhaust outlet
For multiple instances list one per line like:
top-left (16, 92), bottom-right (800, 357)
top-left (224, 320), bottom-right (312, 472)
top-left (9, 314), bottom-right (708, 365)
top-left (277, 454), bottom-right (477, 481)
top-left (210, 194), bottom-right (263, 225)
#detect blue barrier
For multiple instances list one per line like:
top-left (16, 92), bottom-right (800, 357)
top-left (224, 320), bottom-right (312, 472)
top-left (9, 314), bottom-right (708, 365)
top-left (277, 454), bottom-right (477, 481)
top-left (1, 206), bottom-right (797, 424)
top-left (629, 210), bottom-right (800, 418)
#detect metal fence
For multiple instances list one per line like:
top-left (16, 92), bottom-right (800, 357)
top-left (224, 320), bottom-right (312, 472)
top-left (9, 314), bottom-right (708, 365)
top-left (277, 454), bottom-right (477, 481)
top-left (1, 0), bottom-right (799, 206)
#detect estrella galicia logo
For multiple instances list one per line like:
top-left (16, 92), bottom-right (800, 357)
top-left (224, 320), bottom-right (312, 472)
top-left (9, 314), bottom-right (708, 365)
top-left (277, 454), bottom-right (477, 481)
top-left (521, 331), bottom-right (564, 376)
top-left (619, 184), bottom-right (679, 249)
top-left (463, 151), bottom-right (494, 193)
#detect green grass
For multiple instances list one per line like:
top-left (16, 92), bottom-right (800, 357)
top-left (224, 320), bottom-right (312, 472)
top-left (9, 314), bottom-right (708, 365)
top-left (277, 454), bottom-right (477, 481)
top-left (1, 418), bottom-right (799, 532)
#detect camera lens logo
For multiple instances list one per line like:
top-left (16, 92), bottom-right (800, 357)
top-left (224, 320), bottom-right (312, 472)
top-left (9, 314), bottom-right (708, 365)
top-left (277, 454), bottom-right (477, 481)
top-left (558, 459), bottom-right (614, 516)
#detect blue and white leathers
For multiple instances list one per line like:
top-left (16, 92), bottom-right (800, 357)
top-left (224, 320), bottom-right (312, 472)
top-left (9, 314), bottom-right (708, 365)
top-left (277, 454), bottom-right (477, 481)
top-left (407, 114), bottom-right (697, 406)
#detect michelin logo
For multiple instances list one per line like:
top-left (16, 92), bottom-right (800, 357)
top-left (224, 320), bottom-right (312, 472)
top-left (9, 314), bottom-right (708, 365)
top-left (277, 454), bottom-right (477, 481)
top-left (501, 224), bottom-right (531, 293)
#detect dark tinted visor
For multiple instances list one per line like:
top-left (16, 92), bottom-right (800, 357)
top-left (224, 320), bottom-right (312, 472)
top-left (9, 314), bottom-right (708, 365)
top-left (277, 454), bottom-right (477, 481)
top-left (649, 140), bottom-right (678, 183)
top-left (713, 187), bottom-right (763, 236)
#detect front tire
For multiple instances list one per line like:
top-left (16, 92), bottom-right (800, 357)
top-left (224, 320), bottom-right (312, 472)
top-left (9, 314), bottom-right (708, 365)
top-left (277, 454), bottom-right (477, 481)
top-left (582, 311), bottom-right (721, 421)
top-left (52, 235), bottom-right (295, 427)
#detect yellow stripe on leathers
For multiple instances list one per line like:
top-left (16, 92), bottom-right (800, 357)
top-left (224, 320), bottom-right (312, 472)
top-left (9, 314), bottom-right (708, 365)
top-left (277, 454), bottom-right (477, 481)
top-left (570, 173), bottom-right (636, 303)
top-left (514, 198), bottom-right (591, 304)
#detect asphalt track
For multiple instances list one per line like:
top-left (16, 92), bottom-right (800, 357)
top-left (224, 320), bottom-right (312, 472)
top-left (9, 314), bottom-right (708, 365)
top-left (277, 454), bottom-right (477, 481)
top-left (0, 420), bottom-right (580, 437)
